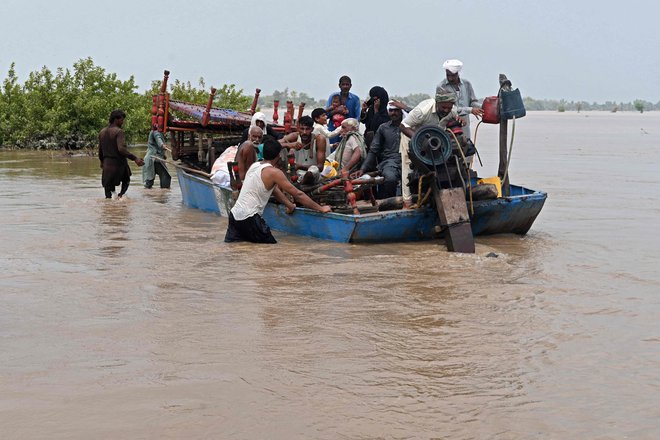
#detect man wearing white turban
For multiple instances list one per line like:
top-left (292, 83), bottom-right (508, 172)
top-left (239, 111), bottom-right (279, 143)
top-left (437, 59), bottom-right (483, 140)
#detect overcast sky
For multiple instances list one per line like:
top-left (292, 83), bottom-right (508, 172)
top-left (2, 0), bottom-right (658, 104)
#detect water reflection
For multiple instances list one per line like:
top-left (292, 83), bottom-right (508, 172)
top-left (97, 199), bottom-right (132, 258)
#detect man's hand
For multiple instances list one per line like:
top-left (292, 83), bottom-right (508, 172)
top-left (285, 202), bottom-right (296, 214)
top-left (457, 116), bottom-right (467, 127)
top-left (390, 100), bottom-right (408, 111)
top-left (319, 205), bottom-right (332, 213)
top-left (135, 158), bottom-right (145, 166)
top-left (353, 169), bottom-right (364, 178)
top-left (471, 107), bottom-right (484, 118)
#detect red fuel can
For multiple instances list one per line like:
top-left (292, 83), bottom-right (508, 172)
top-left (482, 96), bottom-right (500, 124)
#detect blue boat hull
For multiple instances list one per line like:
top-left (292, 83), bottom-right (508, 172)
top-left (175, 167), bottom-right (546, 243)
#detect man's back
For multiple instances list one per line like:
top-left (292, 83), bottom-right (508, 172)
top-left (99, 125), bottom-right (124, 159)
top-left (231, 162), bottom-right (274, 220)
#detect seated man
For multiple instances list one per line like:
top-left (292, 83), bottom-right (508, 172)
top-left (357, 102), bottom-right (404, 199)
top-left (239, 112), bottom-right (280, 143)
top-left (398, 89), bottom-right (465, 207)
top-left (279, 116), bottom-right (327, 181)
top-left (236, 126), bottom-right (264, 180)
top-left (225, 138), bottom-right (331, 244)
top-left (328, 118), bottom-right (366, 175)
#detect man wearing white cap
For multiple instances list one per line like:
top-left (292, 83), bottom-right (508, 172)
top-left (437, 59), bottom-right (483, 140)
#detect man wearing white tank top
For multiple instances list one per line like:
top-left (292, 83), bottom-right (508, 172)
top-left (225, 138), bottom-right (332, 243)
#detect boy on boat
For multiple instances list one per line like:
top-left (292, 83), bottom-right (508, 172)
top-left (225, 137), bottom-right (331, 244)
top-left (311, 107), bottom-right (342, 141)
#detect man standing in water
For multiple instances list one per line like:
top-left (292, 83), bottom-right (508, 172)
top-left (225, 138), bottom-right (331, 244)
top-left (99, 110), bottom-right (144, 198)
top-left (143, 124), bottom-right (171, 189)
top-left (436, 59), bottom-right (483, 140)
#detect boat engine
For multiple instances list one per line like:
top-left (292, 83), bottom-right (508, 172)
top-left (406, 125), bottom-right (476, 253)
top-left (407, 125), bottom-right (474, 193)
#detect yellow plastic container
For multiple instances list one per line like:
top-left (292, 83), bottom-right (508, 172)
top-left (477, 176), bottom-right (502, 198)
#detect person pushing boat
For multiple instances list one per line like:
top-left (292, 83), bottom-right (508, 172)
top-left (225, 137), bottom-right (331, 244)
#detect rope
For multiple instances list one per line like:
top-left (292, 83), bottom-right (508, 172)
top-left (471, 120), bottom-right (484, 167)
top-left (502, 116), bottom-right (516, 186)
top-left (412, 172), bottom-right (434, 209)
top-left (446, 129), bottom-right (474, 215)
top-left (153, 156), bottom-right (211, 178)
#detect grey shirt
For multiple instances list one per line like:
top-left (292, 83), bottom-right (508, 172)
top-left (361, 121), bottom-right (402, 172)
top-left (437, 78), bottom-right (480, 138)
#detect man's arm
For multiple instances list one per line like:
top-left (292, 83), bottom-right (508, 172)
top-left (237, 142), bottom-right (257, 180)
top-left (361, 127), bottom-right (383, 172)
top-left (155, 131), bottom-right (165, 152)
top-left (400, 124), bottom-right (415, 139)
top-left (315, 135), bottom-right (327, 169)
top-left (350, 95), bottom-right (362, 120)
top-left (117, 130), bottom-right (144, 166)
top-left (98, 134), bottom-right (104, 167)
top-left (279, 132), bottom-right (302, 150)
top-left (341, 142), bottom-right (363, 173)
top-left (263, 167), bottom-right (331, 213)
top-left (467, 81), bottom-right (484, 117)
top-left (272, 186), bottom-right (295, 213)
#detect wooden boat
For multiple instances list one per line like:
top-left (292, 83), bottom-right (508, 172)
top-left (174, 166), bottom-right (546, 243)
top-left (154, 69), bottom-right (546, 246)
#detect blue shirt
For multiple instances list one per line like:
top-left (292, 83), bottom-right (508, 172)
top-left (326, 91), bottom-right (362, 131)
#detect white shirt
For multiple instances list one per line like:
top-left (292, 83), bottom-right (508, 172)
top-left (313, 122), bottom-right (342, 139)
top-left (402, 99), bottom-right (459, 131)
top-left (230, 162), bottom-right (274, 220)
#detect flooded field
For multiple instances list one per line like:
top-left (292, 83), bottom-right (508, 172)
top-left (1, 111), bottom-right (659, 439)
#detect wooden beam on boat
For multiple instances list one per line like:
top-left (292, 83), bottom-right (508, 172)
top-left (273, 100), bottom-right (280, 124)
top-left (296, 102), bottom-right (305, 131)
top-left (250, 88), bottom-right (261, 115)
top-left (432, 185), bottom-right (475, 253)
top-left (498, 74), bottom-right (512, 196)
top-left (201, 87), bottom-right (217, 127)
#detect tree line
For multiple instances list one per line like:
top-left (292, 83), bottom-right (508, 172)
top-left (523, 97), bottom-right (658, 113)
top-left (0, 58), bottom-right (252, 150)
top-left (0, 59), bottom-right (656, 150)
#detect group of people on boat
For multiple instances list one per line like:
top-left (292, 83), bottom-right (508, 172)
top-left (98, 58), bottom-right (483, 244)
top-left (220, 58), bottom-right (484, 243)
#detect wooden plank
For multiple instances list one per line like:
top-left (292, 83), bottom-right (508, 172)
top-left (432, 185), bottom-right (475, 253)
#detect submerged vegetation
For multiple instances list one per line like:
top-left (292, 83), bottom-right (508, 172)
top-left (0, 58), bottom-right (657, 150)
top-left (0, 58), bottom-right (253, 150)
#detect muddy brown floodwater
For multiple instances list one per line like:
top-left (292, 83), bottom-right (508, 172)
top-left (1, 112), bottom-right (659, 439)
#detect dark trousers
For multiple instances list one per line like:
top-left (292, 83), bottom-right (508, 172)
top-left (104, 179), bottom-right (129, 198)
top-left (225, 212), bottom-right (277, 244)
top-left (377, 164), bottom-right (401, 199)
top-left (145, 162), bottom-right (171, 189)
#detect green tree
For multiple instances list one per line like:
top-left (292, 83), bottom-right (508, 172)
top-left (0, 63), bottom-right (27, 146)
top-left (634, 100), bottom-right (645, 113)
